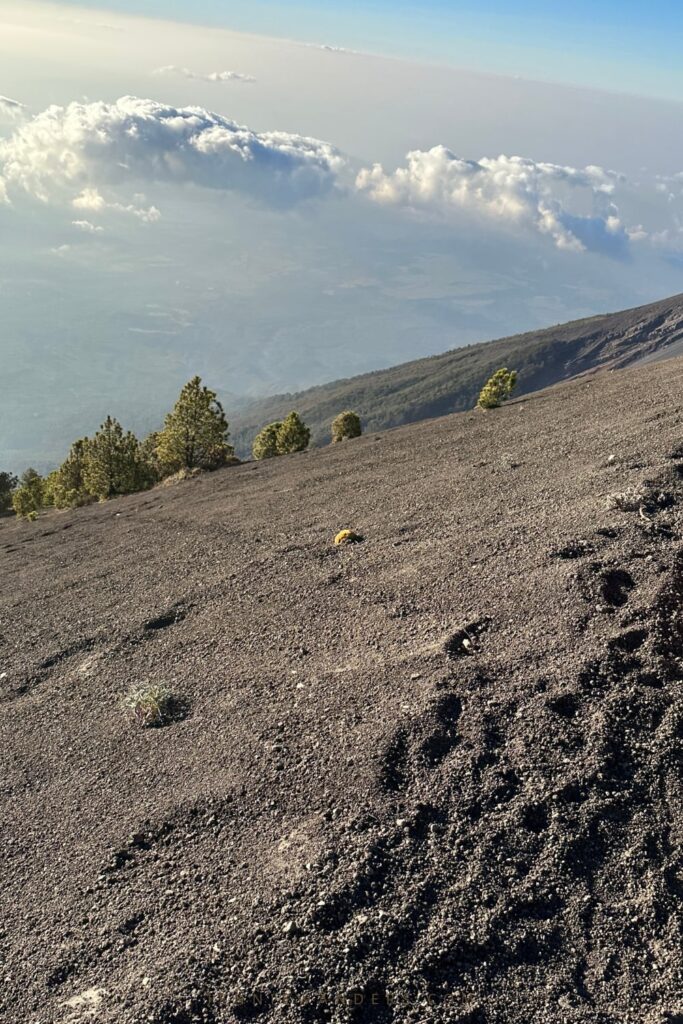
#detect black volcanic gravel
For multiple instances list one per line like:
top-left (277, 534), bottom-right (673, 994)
top-left (1, 360), bottom-right (682, 1023)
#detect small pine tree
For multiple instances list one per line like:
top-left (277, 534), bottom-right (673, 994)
top-left (12, 468), bottom-right (45, 518)
top-left (252, 422), bottom-right (283, 460)
top-left (276, 412), bottom-right (311, 455)
top-left (331, 410), bottom-right (362, 443)
top-left (139, 432), bottom-right (163, 485)
top-left (82, 416), bottom-right (145, 500)
top-left (43, 470), bottom-right (58, 508)
top-left (0, 471), bottom-right (18, 513)
top-left (48, 439), bottom-right (93, 509)
top-left (477, 368), bottom-right (518, 410)
top-left (156, 377), bottom-right (233, 472)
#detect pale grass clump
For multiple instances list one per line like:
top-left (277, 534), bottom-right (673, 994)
top-left (124, 683), bottom-right (175, 727)
top-left (606, 485), bottom-right (647, 512)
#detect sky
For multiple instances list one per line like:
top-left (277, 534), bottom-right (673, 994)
top-left (42, 0), bottom-right (683, 100)
top-left (2, 1), bottom-right (683, 470)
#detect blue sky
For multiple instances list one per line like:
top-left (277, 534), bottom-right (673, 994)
top-left (58, 0), bottom-right (683, 99)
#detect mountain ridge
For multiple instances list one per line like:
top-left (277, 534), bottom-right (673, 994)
top-left (232, 291), bottom-right (683, 454)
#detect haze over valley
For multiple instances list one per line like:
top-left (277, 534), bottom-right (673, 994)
top-left (4, 1), bottom-right (683, 467)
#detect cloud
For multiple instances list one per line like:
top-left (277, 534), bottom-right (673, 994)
top-left (72, 187), bottom-right (160, 222)
top-left (0, 94), bottom-right (26, 123)
top-left (153, 66), bottom-right (255, 84)
top-left (71, 219), bottom-right (104, 233)
top-left (317, 44), bottom-right (360, 55)
top-left (357, 147), bottom-right (629, 254)
top-left (0, 95), bottom-right (345, 214)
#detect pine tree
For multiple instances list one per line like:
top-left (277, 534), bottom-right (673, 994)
top-left (12, 468), bottom-right (45, 518)
top-left (477, 368), bottom-right (518, 410)
top-left (139, 432), bottom-right (163, 485)
top-left (156, 377), bottom-right (233, 472)
top-left (331, 410), bottom-right (362, 443)
top-left (48, 439), bottom-right (93, 509)
top-left (0, 471), bottom-right (18, 513)
top-left (252, 422), bottom-right (283, 460)
top-left (82, 416), bottom-right (145, 500)
top-left (276, 412), bottom-right (311, 455)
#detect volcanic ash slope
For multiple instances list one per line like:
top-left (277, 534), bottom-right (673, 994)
top-left (1, 360), bottom-right (682, 1023)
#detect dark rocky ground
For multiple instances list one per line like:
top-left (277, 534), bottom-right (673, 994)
top-left (1, 359), bottom-right (682, 1024)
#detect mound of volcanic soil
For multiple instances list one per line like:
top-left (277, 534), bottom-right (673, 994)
top-left (1, 360), bottom-right (682, 1024)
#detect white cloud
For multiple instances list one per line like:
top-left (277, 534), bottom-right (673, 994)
top-left (153, 66), bottom-right (255, 84)
top-left (0, 94), bottom-right (26, 123)
top-left (72, 187), bottom-right (160, 222)
top-left (0, 95), bottom-right (345, 214)
top-left (317, 44), bottom-right (361, 55)
top-left (71, 219), bottom-right (104, 233)
top-left (357, 147), bottom-right (629, 254)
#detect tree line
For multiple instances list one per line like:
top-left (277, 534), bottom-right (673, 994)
top-left (1, 377), bottom-right (364, 519)
top-left (1, 366), bottom-right (514, 521)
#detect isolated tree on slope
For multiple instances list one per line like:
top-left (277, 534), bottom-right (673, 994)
top-left (156, 376), bottom-right (233, 472)
top-left (331, 410), bottom-right (362, 443)
top-left (12, 468), bottom-right (45, 518)
top-left (82, 417), bottom-right (144, 500)
top-left (0, 471), bottom-right (18, 513)
top-left (276, 412), bottom-right (311, 455)
top-left (477, 368), bottom-right (518, 410)
top-left (252, 422), bottom-right (282, 460)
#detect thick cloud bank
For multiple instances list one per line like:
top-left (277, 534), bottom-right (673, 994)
top-left (0, 95), bottom-right (345, 209)
top-left (357, 147), bottom-right (628, 254)
top-left (153, 66), bottom-right (256, 84)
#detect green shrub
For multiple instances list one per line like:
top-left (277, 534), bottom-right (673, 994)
top-left (252, 421), bottom-right (282, 460)
top-left (477, 368), bottom-right (518, 410)
top-left (276, 412), bottom-right (310, 455)
top-left (331, 410), bottom-right (362, 443)
top-left (12, 468), bottom-right (45, 518)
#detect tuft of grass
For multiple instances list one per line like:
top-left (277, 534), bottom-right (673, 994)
top-left (158, 467), bottom-right (203, 488)
top-left (124, 683), bottom-right (175, 727)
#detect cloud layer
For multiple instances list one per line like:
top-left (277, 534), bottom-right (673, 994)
top-left (357, 147), bottom-right (627, 254)
top-left (1, 93), bottom-right (681, 260)
top-left (153, 66), bottom-right (256, 84)
top-left (0, 95), bottom-right (345, 211)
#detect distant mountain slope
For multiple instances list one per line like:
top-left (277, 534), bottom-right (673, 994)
top-left (232, 291), bottom-right (683, 454)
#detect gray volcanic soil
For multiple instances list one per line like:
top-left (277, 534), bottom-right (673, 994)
top-left (1, 360), bottom-right (683, 1024)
